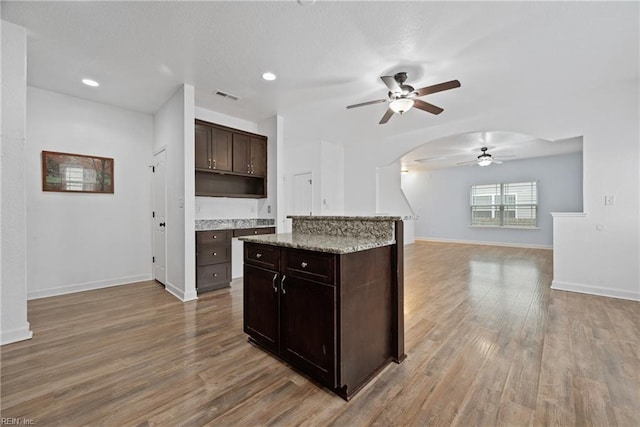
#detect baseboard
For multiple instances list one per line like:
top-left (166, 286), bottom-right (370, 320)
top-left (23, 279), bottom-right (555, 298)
top-left (551, 280), bottom-right (640, 302)
top-left (1, 324), bottom-right (33, 345)
top-left (27, 274), bottom-right (153, 300)
top-left (415, 237), bottom-right (552, 250)
top-left (164, 282), bottom-right (198, 302)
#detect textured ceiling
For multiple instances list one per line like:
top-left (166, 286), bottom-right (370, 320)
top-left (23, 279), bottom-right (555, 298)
top-left (2, 1), bottom-right (637, 162)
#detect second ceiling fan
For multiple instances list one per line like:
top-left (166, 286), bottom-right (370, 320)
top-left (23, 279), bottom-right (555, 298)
top-left (346, 72), bottom-right (460, 124)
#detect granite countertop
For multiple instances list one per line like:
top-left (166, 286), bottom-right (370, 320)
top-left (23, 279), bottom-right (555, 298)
top-left (287, 215), bottom-right (402, 221)
top-left (195, 218), bottom-right (275, 231)
top-left (239, 233), bottom-right (395, 254)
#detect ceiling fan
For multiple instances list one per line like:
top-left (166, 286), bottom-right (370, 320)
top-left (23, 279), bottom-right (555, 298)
top-left (457, 147), bottom-right (515, 167)
top-left (346, 72), bottom-right (460, 124)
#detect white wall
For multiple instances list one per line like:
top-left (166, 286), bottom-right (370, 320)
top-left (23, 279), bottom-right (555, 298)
top-left (1, 21), bottom-right (32, 344)
top-left (319, 141), bottom-right (345, 215)
top-left (154, 85), bottom-right (196, 301)
top-left (402, 153), bottom-right (583, 248)
top-left (281, 139), bottom-right (345, 231)
top-left (25, 87), bottom-right (154, 299)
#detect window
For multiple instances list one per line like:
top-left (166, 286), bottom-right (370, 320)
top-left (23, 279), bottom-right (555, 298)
top-left (470, 181), bottom-right (537, 228)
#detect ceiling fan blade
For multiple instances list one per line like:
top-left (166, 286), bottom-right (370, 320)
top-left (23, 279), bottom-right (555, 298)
top-left (346, 99), bottom-right (387, 109)
top-left (379, 108), bottom-right (394, 124)
top-left (414, 99), bottom-right (444, 115)
top-left (416, 80), bottom-right (461, 97)
top-left (456, 160), bottom-right (478, 165)
top-left (381, 75), bottom-right (401, 92)
top-left (492, 159), bottom-right (503, 164)
top-left (493, 155), bottom-right (516, 159)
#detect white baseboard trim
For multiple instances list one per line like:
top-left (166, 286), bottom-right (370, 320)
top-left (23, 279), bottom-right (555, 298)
top-left (551, 280), bottom-right (640, 302)
top-left (1, 324), bottom-right (33, 345)
top-left (415, 237), bottom-right (552, 250)
top-left (27, 274), bottom-right (153, 300)
top-left (164, 282), bottom-right (198, 302)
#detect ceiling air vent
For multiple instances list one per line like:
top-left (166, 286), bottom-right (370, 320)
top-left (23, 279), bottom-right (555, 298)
top-left (215, 90), bottom-right (240, 101)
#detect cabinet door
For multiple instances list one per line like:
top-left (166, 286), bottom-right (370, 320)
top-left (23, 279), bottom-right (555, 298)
top-left (250, 137), bottom-right (267, 177)
top-left (232, 133), bottom-right (250, 174)
top-left (195, 124), bottom-right (211, 169)
top-left (244, 264), bottom-right (280, 353)
top-left (211, 128), bottom-right (233, 171)
top-left (280, 275), bottom-right (336, 387)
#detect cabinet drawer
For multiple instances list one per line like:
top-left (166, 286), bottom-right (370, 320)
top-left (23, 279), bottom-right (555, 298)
top-left (196, 230), bottom-right (232, 244)
top-left (233, 227), bottom-right (276, 237)
top-left (197, 263), bottom-right (230, 287)
top-left (244, 243), bottom-right (279, 271)
top-left (197, 244), bottom-right (231, 266)
top-left (284, 249), bottom-right (335, 285)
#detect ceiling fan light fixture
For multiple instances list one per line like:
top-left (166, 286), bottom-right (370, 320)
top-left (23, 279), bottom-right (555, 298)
top-left (389, 98), bottom-right (414, 114)
top-left (478, 157), bottom-right (492, 167)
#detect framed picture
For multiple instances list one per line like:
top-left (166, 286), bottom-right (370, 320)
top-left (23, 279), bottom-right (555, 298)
top-left (42, 151), bottom-right (114, 193)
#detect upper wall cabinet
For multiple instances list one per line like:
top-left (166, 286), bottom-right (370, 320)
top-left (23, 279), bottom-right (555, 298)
top-left (232, 135), bottom-right (267, 177)
top-left (195, 124), bottom-right (233, 172)
top-left (195, 119), bottom-right (267, 198)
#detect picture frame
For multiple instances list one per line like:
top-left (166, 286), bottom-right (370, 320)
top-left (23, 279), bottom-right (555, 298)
top-left (42, 150), bottom-right (114, 193)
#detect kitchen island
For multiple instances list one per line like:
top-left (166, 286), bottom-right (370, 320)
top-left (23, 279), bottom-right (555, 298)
top-left (240, 215), bottom-right (405, 400)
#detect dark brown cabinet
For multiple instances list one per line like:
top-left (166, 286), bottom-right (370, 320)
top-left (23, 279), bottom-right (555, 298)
top-left (195, 124), bottom-right (232, 172)
top-left (232, 134), bottom-right (267, 176)
top-left (243, 242), bottom-right (402, 400)
top-left (196, 230), bottom-right (232, 293)
top-left (194, 119), bottom-right (267, 198)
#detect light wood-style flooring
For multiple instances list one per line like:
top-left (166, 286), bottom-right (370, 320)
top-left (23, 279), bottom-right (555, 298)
top-left (1, 242), bottom-right (639, 426)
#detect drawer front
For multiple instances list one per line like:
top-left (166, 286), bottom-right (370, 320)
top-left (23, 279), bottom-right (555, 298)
top-left (284, 249), bottom-right (335, 285)
top-left (196, 230), bottom-right (232, 244)
top-left (197, 244), bottom-right (231, 266)
top-left (233, 227), bottom-right (276, 237)
top-left (244, 243), bottom-right (279, 271)
top-left (197, 263), bottom-right (231, 287)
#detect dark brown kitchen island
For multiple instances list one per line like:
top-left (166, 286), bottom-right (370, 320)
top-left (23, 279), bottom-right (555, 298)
top-left (240, 215), bottom-right (405, 400)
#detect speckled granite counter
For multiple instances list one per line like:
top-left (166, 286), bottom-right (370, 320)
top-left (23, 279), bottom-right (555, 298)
top-left (239, 215), bottom-right (401, 254)
top-left (239, 232), bottom-right (393, 254)
top-left (195, 218), bottom-right (275, 231)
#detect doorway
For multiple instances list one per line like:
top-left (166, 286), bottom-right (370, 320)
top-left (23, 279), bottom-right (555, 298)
top-left (292, 172), bottom-right (313, 216)
top-left (152, 149), bottom-right (167, 285)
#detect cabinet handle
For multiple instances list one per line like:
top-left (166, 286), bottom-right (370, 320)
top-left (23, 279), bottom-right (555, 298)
top-left (213, 252), bottom-right (217, 256)
top-left (272, 273), bottom-right (278, 293)
top-left (301, 262), bottom-right (308, 268)
top-left (213, 235), bottom-right (217, 239)
top-left (256, 253), bottom-right (262, 259)
top-left (281, 275), bottom-right (286, 294)
top-left (213, 159), bottom-right (217, 169)
top-left (208, 158), bottom-right (212, 168)
top-left (251, 164), bottom-right (254, 174)
top-left (247, 164), bottom-right (250, 173)
top-left (213, 273), bottom-right (218, 277)
top-left (254, 230), bottom-right (258, 234)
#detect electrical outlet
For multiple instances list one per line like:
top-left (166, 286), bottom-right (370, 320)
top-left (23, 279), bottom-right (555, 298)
top-left (267, 205), bottom-right (271, 214)
top-left (605, 195), bottom-right (615, 206)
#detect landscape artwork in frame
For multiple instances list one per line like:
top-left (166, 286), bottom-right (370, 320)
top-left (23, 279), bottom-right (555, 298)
top-left (42, 151), bottom-right (114, 193)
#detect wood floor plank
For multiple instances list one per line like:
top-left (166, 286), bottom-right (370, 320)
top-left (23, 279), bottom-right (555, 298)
top-left (2, 242), bottom-right (638, 426)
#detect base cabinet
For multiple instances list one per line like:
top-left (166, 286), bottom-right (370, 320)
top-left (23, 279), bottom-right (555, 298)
top-left (243, 242), bottom-right (400, 400)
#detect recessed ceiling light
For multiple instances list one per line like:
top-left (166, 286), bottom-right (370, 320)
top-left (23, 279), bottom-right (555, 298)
top-left (262, 72), bottom-right (277, 81)
top-left (82, 78), bottom-right (99, 87)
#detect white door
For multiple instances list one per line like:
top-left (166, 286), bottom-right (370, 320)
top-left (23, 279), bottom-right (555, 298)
top-left (152, 149), bottom-right (167, 285)
top-left (293, 172), bottom-right (312, 215)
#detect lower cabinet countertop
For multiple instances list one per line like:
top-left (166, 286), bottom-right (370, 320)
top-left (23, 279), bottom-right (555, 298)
top-left (195, 218), bottom-right (275, 231)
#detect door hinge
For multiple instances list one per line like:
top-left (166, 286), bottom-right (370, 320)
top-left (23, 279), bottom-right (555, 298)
top-left (308, 179), bottom-right (312, 184)
top-left (152, 211), bottom-right (155, 218)
top-left (152, 166), bottom-right (155, 173)
top-left (153, 256), bottom-right (155, 263)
